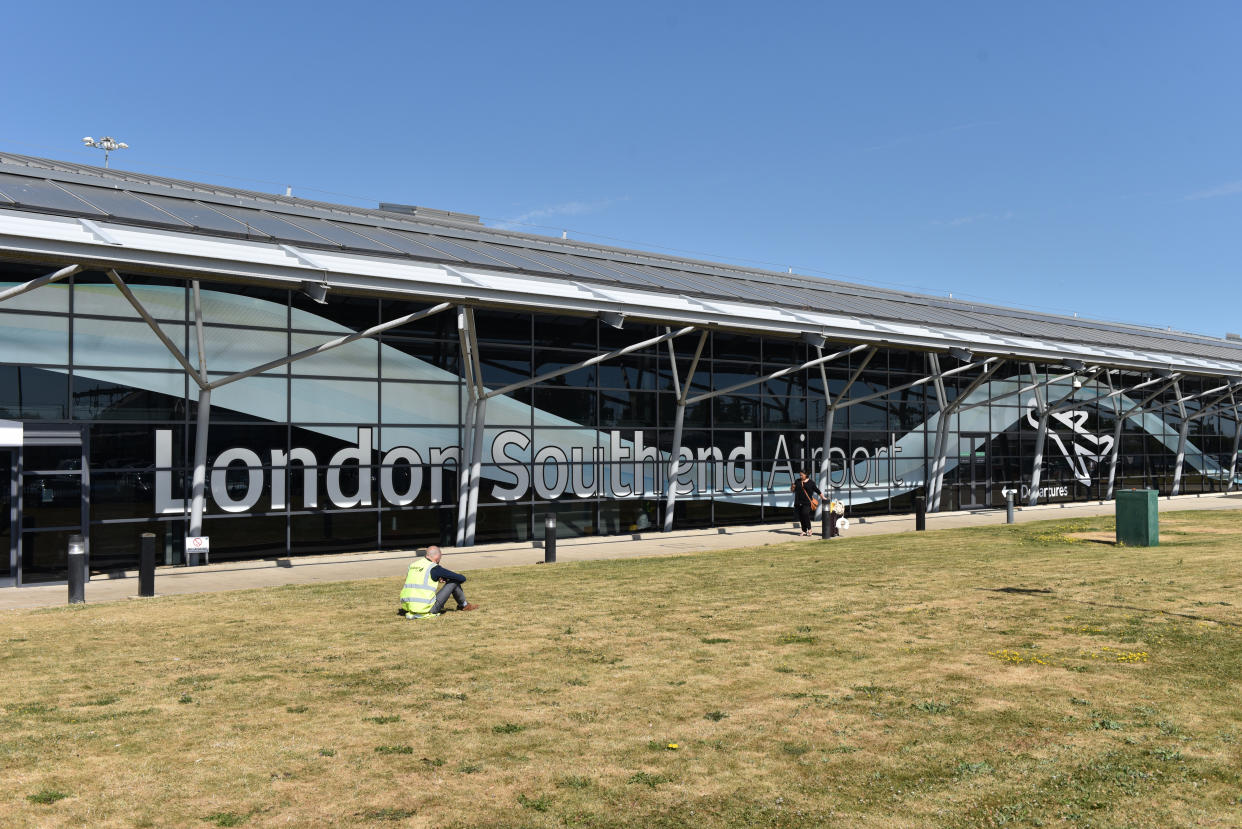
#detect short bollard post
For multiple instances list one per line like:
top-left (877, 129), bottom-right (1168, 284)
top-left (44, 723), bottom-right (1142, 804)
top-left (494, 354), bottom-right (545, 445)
top-left (1006, 491), bottom-right (1015, 525)
top-left (67, 534), bottom-right (86, 605)
top-left (821, 506), bottom-right (831, 539)
top-left (914, 496), bottom-right (927, 532)
top-left (139, 532), bottom-right (156, 597)
top-left (544, 514), bottom-right (557, 564)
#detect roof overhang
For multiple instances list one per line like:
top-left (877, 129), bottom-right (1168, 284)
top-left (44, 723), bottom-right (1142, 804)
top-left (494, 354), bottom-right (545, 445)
top-left (1, 210), bottom-right (1240, 378)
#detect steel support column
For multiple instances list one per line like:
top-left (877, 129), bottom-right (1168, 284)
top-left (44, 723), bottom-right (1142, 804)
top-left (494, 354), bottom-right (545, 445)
top-left (1105, 376), bottom-right (1180, 500)
top-left (1170, 380), bottom-right (1188, 496)
top-left (928, 359), bottom-right (1005, 512)
top-left (1026, 364), bottom-right (1051, 507)
top-left (188, 281), bottom-right (211, 555)
top-left (817, 357), bottom-right (835, 511)
top-left (663, 330), bottom-right (708, 532)
top-left (1228, 398), bottom-right (1241, 491)
top-left (455, 307), bottom-right (483, 546)
top-left (0, 264), bottom-right (81, 305)
top-left (928, 355), bottom-right (950, 511)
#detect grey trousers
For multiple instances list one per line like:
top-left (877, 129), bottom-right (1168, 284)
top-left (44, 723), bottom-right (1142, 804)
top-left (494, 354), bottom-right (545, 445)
top-left (430, 581), bottom-right (467, 613)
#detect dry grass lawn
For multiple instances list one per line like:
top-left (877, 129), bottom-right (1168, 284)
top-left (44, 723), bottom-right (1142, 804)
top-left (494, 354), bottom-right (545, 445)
top-left (3, 510), bottom-right (1242, 828)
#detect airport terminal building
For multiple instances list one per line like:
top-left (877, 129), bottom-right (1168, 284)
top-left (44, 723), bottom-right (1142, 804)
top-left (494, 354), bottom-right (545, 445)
top-left (1, 152), bottom-right (1239, 586)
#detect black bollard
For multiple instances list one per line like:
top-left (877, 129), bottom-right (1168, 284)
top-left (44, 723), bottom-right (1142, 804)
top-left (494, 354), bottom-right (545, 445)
top-left (139, 532), bottom-right (156, 597)
top-left (67, 534), bottom-right (86, 604)
top-left (544, 514), bottom-right (556, 563)
top-left (1006, 491), bottom-right (1015, 525)
top-left (821, 507), bottom-right (830, 539)
top-left (914, 496), bottom-right (927, 532)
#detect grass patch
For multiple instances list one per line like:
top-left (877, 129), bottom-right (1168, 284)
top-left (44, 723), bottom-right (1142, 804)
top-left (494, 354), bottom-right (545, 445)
top-left (1, 509), bottom-right (1241, 826)
top-left (27, 788), bottom-right (70, 804)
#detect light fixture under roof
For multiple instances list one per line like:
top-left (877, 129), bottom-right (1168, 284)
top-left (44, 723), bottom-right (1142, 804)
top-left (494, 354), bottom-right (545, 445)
top-left (1063, 358), bottom-right (1086, 372)
top-left (599, 311), bottom-right (625, 330)
top-left (800, 331), bottom-right (826, 349)
top-left (300, 280), bottom-right (329, 305)
top-left (947, 346), bottom-right (973, 363)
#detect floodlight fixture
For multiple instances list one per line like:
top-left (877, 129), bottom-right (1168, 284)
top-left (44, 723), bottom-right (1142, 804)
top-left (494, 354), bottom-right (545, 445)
top-left (599, 311), bottom-right (626, 330)
top-left (947, 346), bottom-right (973, 363)
top-left (300, 279), bottom-right (329, 305)
top-left (1153, 367), bottom-right (1174, 379)
top-left (800, 331), bottom-right (826, 350)
top-left (1063, 358), bottom-right (1086, 372)
top-left (82, 135), bottom-right (129, 168)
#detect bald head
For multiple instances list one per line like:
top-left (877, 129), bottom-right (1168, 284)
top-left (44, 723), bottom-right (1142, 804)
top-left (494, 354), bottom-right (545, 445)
top-left (425, 545), bottom-right (443, 563)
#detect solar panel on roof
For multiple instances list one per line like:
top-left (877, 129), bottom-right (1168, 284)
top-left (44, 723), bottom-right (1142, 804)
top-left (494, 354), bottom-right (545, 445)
top-left (134, 193), bottom-right (263, 235)
top-left (57, 182), bottom-right (193, 227)
top-left (417, 235), bottom-right (514, 268)
top-left (577, 259), bottom-right (679, 290)
top-left (449, 239), bottom-right (556, 273)
top-left (208, 205), bottom-right (335, 246)
top-left (362, 227), bottom-right (466, 260)
top-left (496, 248), bottom-right (603, 280)
top-left (276, 216), bottom-right (401, 253)
top-left (0, 174), bottom-right (105, 215)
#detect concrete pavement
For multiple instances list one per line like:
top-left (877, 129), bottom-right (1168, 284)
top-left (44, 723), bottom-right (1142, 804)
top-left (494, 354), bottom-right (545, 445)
top-left (3, 491), bottom-right (1240, 611)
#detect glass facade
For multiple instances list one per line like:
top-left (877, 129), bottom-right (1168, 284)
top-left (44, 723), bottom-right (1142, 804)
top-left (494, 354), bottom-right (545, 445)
top-left (0, 263), bottom-right (1238, 584)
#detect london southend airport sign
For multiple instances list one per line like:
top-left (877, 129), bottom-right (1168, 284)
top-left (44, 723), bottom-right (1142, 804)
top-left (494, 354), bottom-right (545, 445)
top-left (152, 428), bottom-right (909, 514)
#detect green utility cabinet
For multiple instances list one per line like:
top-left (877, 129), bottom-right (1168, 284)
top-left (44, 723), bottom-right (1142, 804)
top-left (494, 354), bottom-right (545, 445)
top-left (1116, 489), bottom-right (1159, 547)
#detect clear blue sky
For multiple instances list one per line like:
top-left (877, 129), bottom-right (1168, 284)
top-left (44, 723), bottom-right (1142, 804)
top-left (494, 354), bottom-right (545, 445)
top-left (4, 1), bottom-right (1239, 338)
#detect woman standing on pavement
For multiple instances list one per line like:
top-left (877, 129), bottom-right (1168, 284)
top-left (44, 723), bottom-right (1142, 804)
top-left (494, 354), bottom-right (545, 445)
top-left (791, 469), bottom-right (822, 537)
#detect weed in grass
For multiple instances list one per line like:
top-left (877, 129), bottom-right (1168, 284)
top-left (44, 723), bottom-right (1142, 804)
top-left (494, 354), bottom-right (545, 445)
top-left (9, 702), bottom-right (56, 715)
top-left (361, 808), bottom-right (417, 821)
top-left (177, 693), bottom-right (193, 704)
top-left (569, 710), bottom-right (599, 723)
top-left (557, 775), bottom-right (591, 789)
top-left (374, 745), bottom-right (414, 755)
top-left (1071, 697), bottom-right (1091, 706)
top-left (364, 715), bottom-right (399, 724)
top-left (434, 691), bottom-right (467, 701)
top-left (565, 677), bottom-right (588, 686)
top-left (1150, 747), bottom-right (1182, 761)
top-left (773, 665), bottom-right (795, 673)
top-left (517, 793), bottom-right (551, 811)
top-left (704, 710), bottom-right (729, 721)
top-left (27, 789), bottom-right (69, 804)
top-left (317, 748), bottom-right (335, 757)
top-left (778, 632), bottom-right (817, 645)
top-left (955, 760), bottom-right (993, 777)
top-left (202, 812), bottom-right (247, 826)
top-left (457, 763), bottom-right (482, 774)
top-left (285, 705), bottom-right (308, 714)
top-left (1094, 719), bottom-right (1125, 731)
top-left (421, 757), bottom-right (444, 767)
top-left (493, 722), bottom-right (526, 734)
top-left (628, 772), bottom-right (671, 788)
top-left (701, 637), bottom-right (731, 644)
top-left (911, 700), bottom-right (950, 714)
top-left (781, 743), bottom-right (811, 756)
top-left (76, 694), bottom-right (120, 706)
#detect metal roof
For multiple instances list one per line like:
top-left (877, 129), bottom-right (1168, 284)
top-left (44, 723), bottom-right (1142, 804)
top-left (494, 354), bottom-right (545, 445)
top-left (0, 151), bottom-right (1240, 375)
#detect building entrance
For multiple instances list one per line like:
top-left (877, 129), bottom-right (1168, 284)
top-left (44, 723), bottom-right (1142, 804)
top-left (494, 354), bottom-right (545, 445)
top-left (14, 427), bottom-right (88, 586)
top-left (959, 432), bottom-right (991, 509)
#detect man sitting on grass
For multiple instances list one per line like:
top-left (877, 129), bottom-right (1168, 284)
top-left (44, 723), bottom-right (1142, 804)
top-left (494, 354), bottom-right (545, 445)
top-left (399, 545), bottom-right (479, 619)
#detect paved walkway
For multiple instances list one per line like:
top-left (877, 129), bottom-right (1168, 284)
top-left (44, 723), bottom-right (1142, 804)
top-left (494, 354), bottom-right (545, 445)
top-left (4, 492), bottom-right (1240, 611)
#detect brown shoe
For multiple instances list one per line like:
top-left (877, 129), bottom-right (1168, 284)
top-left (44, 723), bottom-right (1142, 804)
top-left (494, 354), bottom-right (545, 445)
top-left (459, 603), bottom-right (479, 611)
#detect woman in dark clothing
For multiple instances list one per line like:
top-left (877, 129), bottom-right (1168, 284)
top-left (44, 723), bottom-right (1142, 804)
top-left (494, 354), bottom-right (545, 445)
top-left (790, 470), bottom-right (822, 537)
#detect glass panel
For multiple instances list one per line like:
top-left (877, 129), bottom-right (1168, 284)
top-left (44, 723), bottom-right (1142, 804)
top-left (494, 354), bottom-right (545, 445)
top-left (73, 280), bottom-right (185, 320)
top-left (0, 449), bottom-right (10, 579)
top-left (20, 528), bottom-right (76, 584)
top-left (0, 277), bottom-right (69, 312)
top-left (0, 311), bottom-right (69, 365)
top-left (72, 372), bottom-right (186, 420)
top-left (291, 378), bottom-right (377, 423)
top-left (289, 333), bottom-right (376, 377)
top-left (21, 472), bottom-right (81, 531)
top-left (133, 194), bottom-right (260, 235)
top-left (57, 183), bottom-right (191, 226)
top-left (191, 326), bottom-right (289, 373)
top-left (23, 445), bottom-right (81, 472)
top-left (0, 366), bottom-right (69, 419)
top-left (74, 318), bottom-right (186, 370)
top-left (0, 173), bottom-right (104, 214)
top-left (418, 236), bottom-right (512, 267)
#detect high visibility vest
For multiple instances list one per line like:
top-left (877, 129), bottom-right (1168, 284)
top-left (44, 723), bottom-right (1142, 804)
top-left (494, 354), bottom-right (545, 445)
top-left (399, 558), bottom-right (439, 614)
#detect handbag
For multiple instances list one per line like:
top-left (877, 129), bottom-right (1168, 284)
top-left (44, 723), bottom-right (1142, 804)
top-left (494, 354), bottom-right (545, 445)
top-left (800, 481), bottom-right (819, 512)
